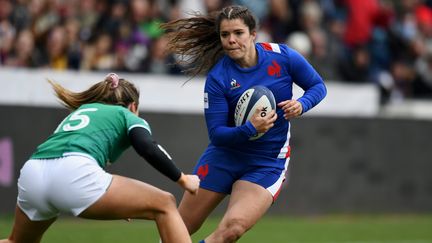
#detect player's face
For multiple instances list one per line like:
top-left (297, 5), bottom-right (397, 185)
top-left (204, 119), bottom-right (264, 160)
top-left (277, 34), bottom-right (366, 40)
top-left (219, 18), bottom-right (256, 66)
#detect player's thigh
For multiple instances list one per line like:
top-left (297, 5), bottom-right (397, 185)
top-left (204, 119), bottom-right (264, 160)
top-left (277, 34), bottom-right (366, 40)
top-left (79, 175), bottom-right (176, 220)
top-left (178, 188), bottom-right (225, 231)
top-left (9, 205), bottom-right (56, 243)
top-left (222, 180), bottom-right (273, 228)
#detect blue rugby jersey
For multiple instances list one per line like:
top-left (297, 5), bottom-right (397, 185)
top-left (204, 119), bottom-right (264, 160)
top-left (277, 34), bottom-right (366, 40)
top-left (203, 42), bottom-right (327, 159)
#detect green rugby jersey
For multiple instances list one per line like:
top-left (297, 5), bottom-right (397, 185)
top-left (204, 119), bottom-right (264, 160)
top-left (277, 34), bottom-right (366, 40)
top-left (31, 103), bottom-right (150, 167)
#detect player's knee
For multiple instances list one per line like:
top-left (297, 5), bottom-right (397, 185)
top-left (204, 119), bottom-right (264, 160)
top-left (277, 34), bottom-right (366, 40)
top-left (220, 218), bottom-right (249, 242)
top-left (156, 191), bottom-right (177, 212)
top-left (150, 192), bottom-right (177, 222)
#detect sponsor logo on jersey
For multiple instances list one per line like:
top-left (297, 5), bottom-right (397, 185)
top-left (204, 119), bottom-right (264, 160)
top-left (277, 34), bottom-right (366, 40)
top-left (204, 92), bottom-right (209, 109)
top-left (267, 60), bottom-right (281, 77)
top-left (230, 78), bottom-right (241, 89)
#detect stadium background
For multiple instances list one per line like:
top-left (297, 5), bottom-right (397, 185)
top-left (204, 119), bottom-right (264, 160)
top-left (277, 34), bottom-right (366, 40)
top-left (0, 69), bottom-right (431, 216)
top-left (1, 0), bottom-right (432, 241)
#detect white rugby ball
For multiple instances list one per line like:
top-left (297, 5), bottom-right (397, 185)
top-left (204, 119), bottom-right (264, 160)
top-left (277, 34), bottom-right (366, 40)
top-left (234, 85), bottom-right (276, 140)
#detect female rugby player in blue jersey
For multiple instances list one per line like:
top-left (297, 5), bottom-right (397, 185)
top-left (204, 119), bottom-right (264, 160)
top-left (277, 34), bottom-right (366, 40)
top-left (0, 73), bottom-right (200, 243)
top-left (162, 5), bottom-right (327, 243)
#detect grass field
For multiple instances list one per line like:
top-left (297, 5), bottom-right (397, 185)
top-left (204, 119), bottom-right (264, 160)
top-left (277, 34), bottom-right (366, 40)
top-left (1, 214), bottom-right (432, 242)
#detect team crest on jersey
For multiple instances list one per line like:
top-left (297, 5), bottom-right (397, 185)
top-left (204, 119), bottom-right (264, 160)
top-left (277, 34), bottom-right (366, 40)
top-left (230, 79), bottom-right (241, 89)
top-left (267, 60), bottom-right (281, 77)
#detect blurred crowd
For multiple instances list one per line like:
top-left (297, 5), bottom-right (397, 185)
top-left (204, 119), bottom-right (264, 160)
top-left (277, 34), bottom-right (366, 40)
top-left (1, 0), bottom-right (432, 103)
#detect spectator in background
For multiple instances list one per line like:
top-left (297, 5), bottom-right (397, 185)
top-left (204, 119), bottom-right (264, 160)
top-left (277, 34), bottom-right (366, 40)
top-left (342, 0), bottom-right (393, 49)
top-left (117, 0), bottom-right (155, 72)
top-left (142, 35), bottom-right (182, 74)
top-left (262, 0), bottom-right (294, 43)
top-left (285, 31), bottom-right (312, 58)
top-left (95, 0), bottom-right (129, 38)
top-left (0, 0), bottom-right (431, 101)
top-left (299, 0), bottom-right (323, 32)
top-left (44, 26), bottom-right (69, 69)
top-left (415, 2), bottom-right (432, 39)
top-left (76, 0), bottom-right (100, 43)
top-left (388, 59), bottom-right (421, 101)
top-left (308, 27), bottom-right (342, 81)
top-left (338, 45), bottom-right (373, 83)
top-left (3, 29), bottom-right (39, 67)
top-left (340, 0), bottom-right (394, 83)
top-left (64, 17), bottom-right (82, 70)
top-left (414, 54), bottom-right (432, 97)
top-left (0, 0), bottom-right (15, 64)
top-left (10, 0), bottom-right (32, 33)
top-left (232, 0), bottom-right (269, 22)
top-left (81, 32), bottom-right (116, 71)
top-left (30, 0), bottom-right (61, 45)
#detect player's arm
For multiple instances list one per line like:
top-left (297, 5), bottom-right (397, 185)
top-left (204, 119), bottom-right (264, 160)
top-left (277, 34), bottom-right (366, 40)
top-left (128, 127), bottom-right (199, 194)
top-left (204, 76), bottom-right (257, 146)
top-left (286, 47), bottom-right (327, 113)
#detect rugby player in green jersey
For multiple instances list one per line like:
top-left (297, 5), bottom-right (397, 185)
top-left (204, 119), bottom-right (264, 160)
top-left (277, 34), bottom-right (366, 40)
top-left (0, 73), bottom-right (200, 243)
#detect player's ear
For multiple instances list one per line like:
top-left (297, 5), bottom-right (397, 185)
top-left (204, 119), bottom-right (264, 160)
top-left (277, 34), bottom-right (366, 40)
top-left (128, 102), bottom-right (139, 115)
top-left (250, 29), bottom-right (257, 40)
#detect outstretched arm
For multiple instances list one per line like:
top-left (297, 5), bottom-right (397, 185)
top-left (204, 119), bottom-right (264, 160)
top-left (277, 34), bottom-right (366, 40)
top-left (129, 127), bottom-right (199, 194)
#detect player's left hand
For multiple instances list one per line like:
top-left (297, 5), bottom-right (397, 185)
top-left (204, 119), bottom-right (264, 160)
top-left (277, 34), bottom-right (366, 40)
top-left (278, 100), bottom-right (303, 119)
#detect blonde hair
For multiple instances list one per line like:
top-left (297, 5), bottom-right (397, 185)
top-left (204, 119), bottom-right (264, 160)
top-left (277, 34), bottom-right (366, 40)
top-left (161, 5), bottom-right (257, 77)
top-left (48, 76), bottom-right (140, 111)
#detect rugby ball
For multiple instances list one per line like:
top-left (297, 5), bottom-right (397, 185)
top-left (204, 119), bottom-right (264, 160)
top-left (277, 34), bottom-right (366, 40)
top-left (234, 85), bottom-right (276, 140)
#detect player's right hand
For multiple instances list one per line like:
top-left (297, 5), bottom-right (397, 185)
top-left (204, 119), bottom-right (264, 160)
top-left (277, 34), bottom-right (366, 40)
top-left (177, 173), bottom-right (200, 195)
top-left (250, 108), bottom-right (277, 133)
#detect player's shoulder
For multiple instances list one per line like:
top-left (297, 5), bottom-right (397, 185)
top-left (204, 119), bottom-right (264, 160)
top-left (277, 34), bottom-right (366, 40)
top-left (206, 55), bottom-right (231, 86)
top-left (208, 55), bottom-right (230, 76)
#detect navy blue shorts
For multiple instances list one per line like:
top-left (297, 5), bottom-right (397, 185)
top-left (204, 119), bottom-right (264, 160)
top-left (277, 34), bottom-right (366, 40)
top-left (193, 148), bottom-right (289, 201)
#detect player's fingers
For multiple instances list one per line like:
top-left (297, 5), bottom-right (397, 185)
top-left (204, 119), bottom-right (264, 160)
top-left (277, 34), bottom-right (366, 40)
top-left (273, 113), bottom-right (278, 121)
top-left (188, 176), bottom-right (200, 195)
top-left (281, 101), bottom-right (296, 112)
top-left (269, 110), bottom-right (277, 121)
top-left (277, 100), bottom-right (292, 107)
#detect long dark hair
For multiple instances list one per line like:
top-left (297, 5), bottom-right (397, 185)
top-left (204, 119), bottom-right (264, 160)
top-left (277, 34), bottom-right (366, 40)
top-left (161, 5), bottom-right (257, 77)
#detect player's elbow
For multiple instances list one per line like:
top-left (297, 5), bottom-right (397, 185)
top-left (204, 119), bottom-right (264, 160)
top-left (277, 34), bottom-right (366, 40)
top-left (209, 135), bottom-right (226, 146)
top-left (320, 82), bottom-right (327, 99)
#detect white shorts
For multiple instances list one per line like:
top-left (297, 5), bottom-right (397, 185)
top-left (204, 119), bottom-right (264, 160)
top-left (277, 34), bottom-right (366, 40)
top-left (17, 155), bottom-right (113, 221)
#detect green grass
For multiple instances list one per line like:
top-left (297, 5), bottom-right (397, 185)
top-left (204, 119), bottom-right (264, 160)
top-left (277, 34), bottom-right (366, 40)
top-left (1, 214), bottom-right (432, 242)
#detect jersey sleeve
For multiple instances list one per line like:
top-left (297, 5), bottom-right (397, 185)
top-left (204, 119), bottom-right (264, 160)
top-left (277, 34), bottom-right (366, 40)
top-left (123, 110), bottom-right (152, 135)
top-left (204, 74), bottom-right (257, 146)
top-left (122, 109), bottom-right (181, 181)
top-left (129, 127), bottom-right (182, 181)
top-left (281, 45), bottom-right (327, 113)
